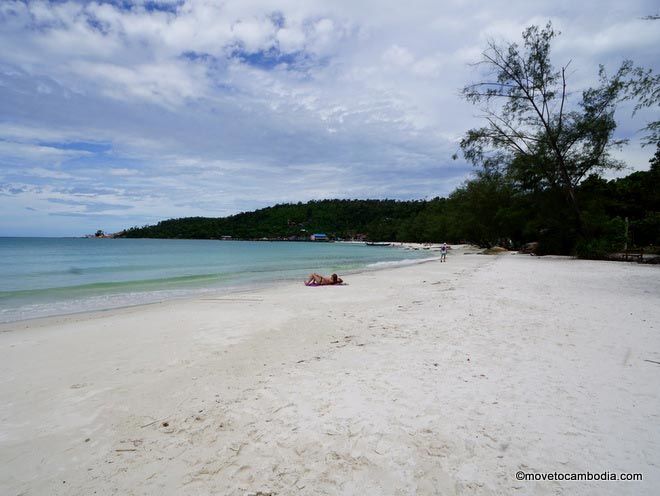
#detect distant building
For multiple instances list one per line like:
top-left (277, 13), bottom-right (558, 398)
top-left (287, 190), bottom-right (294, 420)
top-left (310, 233), bottom-right (329, 241)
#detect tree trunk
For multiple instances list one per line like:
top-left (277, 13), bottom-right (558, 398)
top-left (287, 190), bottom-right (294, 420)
top-left (564, 184), bottom-right (583, 235)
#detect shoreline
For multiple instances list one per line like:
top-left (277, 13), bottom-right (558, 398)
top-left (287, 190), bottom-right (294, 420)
top-left (1, 254), bottom-right (658, 495)
top-left (0, 246), bottom-right (643, 330)
top-left (0, 241), bottom-right (445, 326)
top-left (0, 247), bottom-right (445, 329)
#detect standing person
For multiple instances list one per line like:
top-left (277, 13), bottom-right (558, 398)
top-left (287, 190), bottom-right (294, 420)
top-left (440, 242), bottom-right (448, 262)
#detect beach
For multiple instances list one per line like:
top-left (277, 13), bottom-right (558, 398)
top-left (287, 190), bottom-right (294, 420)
top-left (1, 250), bottom-right (659, 495)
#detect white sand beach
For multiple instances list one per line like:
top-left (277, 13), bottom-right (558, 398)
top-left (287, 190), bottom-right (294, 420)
top-left (1, 251), bottom-right (659, 495)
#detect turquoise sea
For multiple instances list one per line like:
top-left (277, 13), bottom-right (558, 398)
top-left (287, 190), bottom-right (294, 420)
top-left (0, 238), bottom-right (432, 323)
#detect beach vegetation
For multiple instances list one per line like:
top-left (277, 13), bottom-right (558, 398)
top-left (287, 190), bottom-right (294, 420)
top-left (119, 154), bottom-right (659, 256)
top-left (120, 23), bottom-right (659, 259)
top-left (460, 22), bottom-right (630, 234)
top-left (456, 22), bottom-right (659, 257)
top-left (620, 61), bottom-right (660, 147)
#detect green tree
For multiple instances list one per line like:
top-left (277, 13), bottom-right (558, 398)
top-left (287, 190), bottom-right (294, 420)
top-left (460, 22), bottom-right (629, 232)
top-left (445, 172), bottom-right (520, 247)
top-left (621, 63), bottom-right (659, 147)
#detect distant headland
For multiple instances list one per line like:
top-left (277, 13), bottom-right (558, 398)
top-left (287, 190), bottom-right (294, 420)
top-left (113, 162), bottom-right (659, 261)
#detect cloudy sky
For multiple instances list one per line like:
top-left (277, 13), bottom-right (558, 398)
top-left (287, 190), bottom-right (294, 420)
top-left (1, 0), bottom-right (658, 236)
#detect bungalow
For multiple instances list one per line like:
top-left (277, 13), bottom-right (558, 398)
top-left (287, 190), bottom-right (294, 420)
top-left (310, 233), bottom-right (329, 241)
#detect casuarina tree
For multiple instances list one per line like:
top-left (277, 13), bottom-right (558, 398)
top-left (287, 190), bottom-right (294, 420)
top-left (460, 22), bottom-right (630, 232)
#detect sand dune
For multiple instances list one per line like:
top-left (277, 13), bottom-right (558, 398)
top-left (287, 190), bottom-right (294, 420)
top-left (1, 251), bottom-right (658, 495)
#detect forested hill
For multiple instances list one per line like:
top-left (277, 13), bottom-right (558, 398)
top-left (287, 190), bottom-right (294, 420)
top-left (118, 160), bottom-right (659, 254)
top-left (119, 199), bottom-right (435, 241)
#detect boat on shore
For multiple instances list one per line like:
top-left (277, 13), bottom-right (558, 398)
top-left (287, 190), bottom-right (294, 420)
top-left (366, 242), bottom-right (391, 247)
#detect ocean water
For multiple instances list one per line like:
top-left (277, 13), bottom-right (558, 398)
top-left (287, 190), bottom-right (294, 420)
top-left (0, 238), bottom-right (432, 323)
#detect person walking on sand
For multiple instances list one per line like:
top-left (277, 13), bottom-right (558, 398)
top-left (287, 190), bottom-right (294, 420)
top-left (440, 242), bottom-right (448, 262)
top-left (305, 273), bottom-right (343, 286)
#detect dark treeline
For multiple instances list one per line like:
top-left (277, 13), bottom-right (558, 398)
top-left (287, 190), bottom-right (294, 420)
top-left (120, 148), bottom-right (659, 256)
top-left (122, 24), bottom-right (659, 258)
top-left (450, 22), bottom-right (660, 257)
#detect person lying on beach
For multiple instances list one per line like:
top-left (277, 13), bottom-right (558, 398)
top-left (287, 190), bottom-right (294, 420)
top-left (304, 273), bottom-right (344, 286)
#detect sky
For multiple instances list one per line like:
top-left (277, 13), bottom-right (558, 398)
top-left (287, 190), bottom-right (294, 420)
top-left (0, 0), bottom-right (658, 236)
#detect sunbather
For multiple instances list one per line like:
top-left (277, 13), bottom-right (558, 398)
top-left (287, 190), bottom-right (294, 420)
top-left (305, 273), bottom-right (343, 286)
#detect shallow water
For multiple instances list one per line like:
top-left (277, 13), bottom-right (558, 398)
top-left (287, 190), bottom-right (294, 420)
top-left (0, 238), bottom-right (431, 322)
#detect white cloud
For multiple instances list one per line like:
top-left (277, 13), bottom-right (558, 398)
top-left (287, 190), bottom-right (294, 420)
top-left (382, 45), bottom-right (415, 67)
top-left (233, 17), bottom-right (276, 51)
top-left (276, 26), bottom-right (306, 52)
top-left (0, 141), bottom-right (90, 164)
top-left (108, 168), bottom-right (140, 177)
top-left (412, 56), bottom-right (442, 76)
top-left (557, 18), bottom-right (660, 56)
top-left (71, 60), bottom-right (209, 106)
top-left (0, 0), bottom-right (658, 235)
